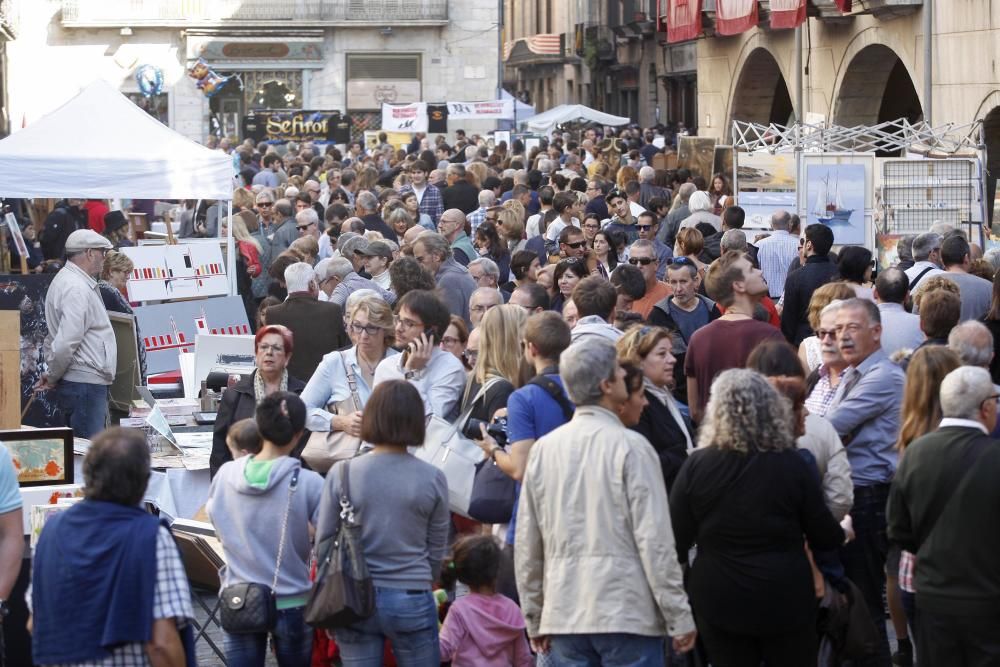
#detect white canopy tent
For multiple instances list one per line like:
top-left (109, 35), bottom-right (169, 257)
top-left (0, 79), bottom-right (236, 292)
top-left (520, 104), bottom-right (631, 137)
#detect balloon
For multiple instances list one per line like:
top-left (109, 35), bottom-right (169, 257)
top-left (135, 64), bottom-right (164, 98)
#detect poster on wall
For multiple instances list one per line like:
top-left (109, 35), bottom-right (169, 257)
top-left (736, 153), bottom-right (797, 191)
top-left (807, 164), bottom-right (866, 245)
top-left (134, 296), bottom-right (251, 375)
top-left (120, 244), bottom-right (228, 302)
top-left (0, 275), bottom-right (64, 428)
top-left (677, 137), bottom-right (717, 182)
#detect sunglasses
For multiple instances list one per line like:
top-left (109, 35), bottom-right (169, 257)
top-left (636, 225), bottom-right (653, 231)
top-left (628, 257), bottom-right (655, 266)
top-left (296, 223), bottom-right (315, 231)
top-left (564, 240), bottom-right (587, 249)
top-left (257, 201), bottom-right (273, 207)
top-left (670, 257), bottom-right (694, 266)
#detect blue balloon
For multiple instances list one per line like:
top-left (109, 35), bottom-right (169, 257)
top-left (135, 65), bottom-right (164, 98)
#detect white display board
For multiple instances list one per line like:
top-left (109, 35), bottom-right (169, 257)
top-left (120, 244), bottom-right (228, 301)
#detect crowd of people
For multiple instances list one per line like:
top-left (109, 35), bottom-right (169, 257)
top-left (13, 125), bottom-right (1000, 667)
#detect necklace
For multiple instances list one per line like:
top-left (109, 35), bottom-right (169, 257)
top-left (357, 350), bottom-right (380, 376)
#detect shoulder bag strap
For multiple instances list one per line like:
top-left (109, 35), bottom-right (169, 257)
top-left (270, 466), bottom-right (300, 592)
top-left (453, 377), bottom-right (503, 435)
top-left (908, 265), bottom-right (934, 290)
top-left (341, 351), bottom-right (363, 412)
top-left (528, 376), bottom-right (575, 422)
top-left (339, 459), bottom-right (357, 525)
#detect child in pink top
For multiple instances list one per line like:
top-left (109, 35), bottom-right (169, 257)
top-left (439, 535), bottom-right (533, 666)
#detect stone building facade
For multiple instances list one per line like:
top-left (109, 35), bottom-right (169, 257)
top-left (5, 0), bottom-right (500, 141)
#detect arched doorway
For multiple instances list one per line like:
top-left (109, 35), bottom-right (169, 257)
top-left (833, 44), bottom-right (922, 155)
top-left (729, 48), bottom-right (794, 126)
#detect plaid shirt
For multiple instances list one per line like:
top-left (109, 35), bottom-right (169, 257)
top-left (805, 364), bottom-right (839, 418)
top-left (400, 183), bottom-right (443, 226)
top-left (467, 206), bottom-right (488, 235)
top-left (899, 550), bottom-right (916, 593)
top-left (43, 526), bottom-right (194, 667)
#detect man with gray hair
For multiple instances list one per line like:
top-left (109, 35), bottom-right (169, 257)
top-left (754, 210), bottom-right (801, 299)
top-left (267, 198), bottom-right (299, 260)
top-left (467, 256), bottom-right (501, 290)
top-left (904, 231), bottom-right (944, 291)
top-left (888, 365), bottom-right (1000, 666)
top-left (294, 207), bottom-right (320, 240)
top-left (356, 190), bottom-right (398, 243)
top-left (469, 287), bottom-right (503, 329)
top-left (659, 182), bottom-right (696, 249)
top-left (412, 231), bottom-right (477, 327)
top-left (638, 165), bottom-right (670, 210)
top-left (467, 190), bottom-right (497, 235)
top-left (264, 262), bottom-right (347, 381)
top-left (516, 338), bottom-right (697, 662)
top-left (720, 229), bottom-right (748, 253)
top-left (948, 320), bottom-right (995, 369)
top-left (326, 256), bottom-right (395, 309)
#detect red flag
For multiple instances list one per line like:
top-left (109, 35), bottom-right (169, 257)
top-left (770, 0), bottom-right (806, 29)
top-left (716, 0), bottom-right (757, 36)
top-left (667, 0), bottom-right (702, 43)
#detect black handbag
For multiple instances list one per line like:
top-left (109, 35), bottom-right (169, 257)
top-left (304, 459), bottom-right (375, 629)
top-left (219, 467), bottom-right (300, 634)
top-left (468, 458), bottom-right (519, 524)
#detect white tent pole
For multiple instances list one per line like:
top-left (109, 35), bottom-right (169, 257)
top-left (226, 199), bottom-right (236, 296)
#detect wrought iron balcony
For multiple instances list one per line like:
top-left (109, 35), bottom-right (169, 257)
top-left (60, 0), bottom-right (448, 27)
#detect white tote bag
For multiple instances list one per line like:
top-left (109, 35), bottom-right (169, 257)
top-left (412, 380), bottom-right (500, 517)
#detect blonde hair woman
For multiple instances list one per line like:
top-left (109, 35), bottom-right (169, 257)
top-left (98, 250), bottom-right (147, 380)
top-left (670, 369), bottom-right (844, 666)
top-left (224, 212), bottom-right (263, 278)
top-left (466, 162), bottom-right (488, 191)
top-left (300, 295), bottom-right (399, 438)
top-left (462, 304), bottom-right (527, 426)
top-left (233, 187), bottom-right (256, 213)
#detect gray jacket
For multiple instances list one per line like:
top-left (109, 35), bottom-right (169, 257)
top-left (44, 261), bottom-right (117, 385)
top-left (435, 258), bottom-right (477, 328)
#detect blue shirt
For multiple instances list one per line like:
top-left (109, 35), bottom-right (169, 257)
top-left (825, 348), bottom-right (905, 486)
top-left (505, 375), bottom-right (572, 544)
top-left (0, 446), bottom-right (21, 514)
top-left (300, 346), bottom-right (400, 432)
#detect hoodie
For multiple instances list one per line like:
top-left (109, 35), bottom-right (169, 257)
top-left (570, 315), bottom-right (624, 345)
top-left (439, 593), bottom-right (533, 667)
top-left (207, 456), bottom-right (324, 600)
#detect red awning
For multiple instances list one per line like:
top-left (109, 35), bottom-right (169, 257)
top-left (667, 0), bottom-right (703, 43)
top-left (770, 0), bottom-right (806, 29)
top-left (716, 0), bottom-right (758, 36)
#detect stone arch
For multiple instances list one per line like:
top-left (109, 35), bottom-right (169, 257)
top-left (728, 46), bottom-right (794, 128)
top-left (832, 42), bottom-right (922, 128)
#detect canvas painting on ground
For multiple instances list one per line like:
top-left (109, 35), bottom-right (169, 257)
top-left (713, 145), bottom-right (735, 184)
top-left (737, 191), bottom-right (798, 230)
top-left (807, 164), bottom-right (866, 245)
top-left (134, 296), bottom-right (251, 374)
top-left (120, 244), bottom-right (228, 302)
top-left (877, 234), bottom-right (903, 270)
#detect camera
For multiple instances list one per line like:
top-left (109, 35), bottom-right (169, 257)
top-left (463, 415), bottom-right (509, 447)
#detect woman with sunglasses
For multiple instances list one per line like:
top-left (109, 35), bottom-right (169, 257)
top-left (300, 295), bottom-right (399, 458)
top-left (551, 258), bottom-right (589, 314)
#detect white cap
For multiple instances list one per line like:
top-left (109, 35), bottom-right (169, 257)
top-left (64, 229), bottom-right (113, 252)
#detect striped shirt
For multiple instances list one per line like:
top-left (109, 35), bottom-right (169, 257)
top-left (755, 230), bottom-right (800, 298)
top-left (805, 364), bottom-right (839, 418)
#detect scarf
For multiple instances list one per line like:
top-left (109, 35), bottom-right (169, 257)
top-left (254, 368), bottom-right (289, 402)
top-left (643, 378), bottom-right (694, 452)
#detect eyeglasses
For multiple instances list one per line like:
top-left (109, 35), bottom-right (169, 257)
top-left (628, 257), bottom-right (655, 266)
top-left (982, 394), bottom-right (1000, 408)
top-left (256, 201), bottom-right (273, 207)
top-left (816, 329), bottom-right (838, 340)
top-left (394, 315), bottom-right (423, 330)
top-left (88, 248), bottom-right (110, 256)
top-left (583, 223), bottom-right (601, 230)
top-left (564, 240), bottom-right (587, 250)
top-left (258, 344), bottom-right (284, 354)
top-left (349, 322), bottom-right (384, 337)
top-left (466, 349), bottom-right (479, 363)
top-left (636, 225), bottom-right (653, 231)
top-left (440, 336), bottom-right (461, 346)
top-left (470, 304), bottom-right (494, 314)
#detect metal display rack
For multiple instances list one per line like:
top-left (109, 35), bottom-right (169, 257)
top-left (880, 158), bottom-right (980, 234)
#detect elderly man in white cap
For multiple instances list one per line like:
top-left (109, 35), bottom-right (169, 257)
top-left (36, 229), bottom-right (117, 438)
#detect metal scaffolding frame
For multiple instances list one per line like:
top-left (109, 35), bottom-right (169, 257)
top-left (730, 118), bottom-right (983, 157)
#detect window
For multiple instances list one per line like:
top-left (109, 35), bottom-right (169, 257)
top-left (125, 92), bottom-right (168, 125)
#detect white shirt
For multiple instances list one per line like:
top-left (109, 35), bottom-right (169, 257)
top-left (904, 260), bottom-right (944, 291)
top-left (411, 182), bottom-right (428, 206)
top-left (939, 418), bottom-right (989, 435)
top-left (373, 347), bottom-right (466, 421)
top-left (545, 216), bottom-right (581, 243)
top-left (755, 229), bottom-right (800, 298)
top-left (371, 268), bottom-right (392, 290)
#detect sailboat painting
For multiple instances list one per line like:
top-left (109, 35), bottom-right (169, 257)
top-left (806, 164), bottom-right (865, 245)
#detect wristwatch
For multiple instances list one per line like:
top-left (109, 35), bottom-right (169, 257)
top-left (489, 444), bottom-right (503, 461)
top-left (404, 368), bottom-right (424, 381)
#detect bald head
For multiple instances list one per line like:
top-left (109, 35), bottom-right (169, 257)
top-left (948, 320), bottom-right (995, 368)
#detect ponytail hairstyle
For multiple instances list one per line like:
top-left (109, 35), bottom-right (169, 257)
top-left (439, 535), bottom-right (501, 591)
top-left (255, 391), bottom-right (306, 446)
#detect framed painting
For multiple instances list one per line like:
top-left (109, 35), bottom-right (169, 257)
top-left (0, 428), bottom-right (74, 487)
